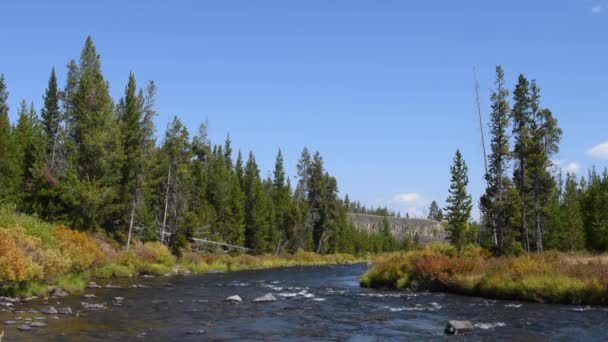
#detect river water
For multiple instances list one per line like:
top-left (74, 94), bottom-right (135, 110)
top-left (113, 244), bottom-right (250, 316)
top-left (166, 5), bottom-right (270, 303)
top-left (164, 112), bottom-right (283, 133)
top-left (1, 264), bottom-right (607, 341)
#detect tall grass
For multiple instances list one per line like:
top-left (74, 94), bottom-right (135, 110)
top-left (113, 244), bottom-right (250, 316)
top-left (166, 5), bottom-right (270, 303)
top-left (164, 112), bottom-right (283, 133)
top-left (360, 243), bottom-right (608, 305)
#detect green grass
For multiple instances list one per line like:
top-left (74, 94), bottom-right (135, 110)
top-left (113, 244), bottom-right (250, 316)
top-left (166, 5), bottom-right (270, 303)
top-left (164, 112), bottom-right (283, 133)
top-left (360, 244), bottom-right (608, 305)
top-left (56, 273), bottom-right (89, 293)
top-left (92, 263), bottom-right (135, 278)
top-left (0, 281), bottom-right (49, 298)
top-left (0, 205), bottom-right (59, 248)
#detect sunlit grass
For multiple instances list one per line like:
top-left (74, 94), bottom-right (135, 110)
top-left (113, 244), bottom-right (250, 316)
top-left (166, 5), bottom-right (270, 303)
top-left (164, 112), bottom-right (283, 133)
top-left (360, 243), bottom-right (608, 305)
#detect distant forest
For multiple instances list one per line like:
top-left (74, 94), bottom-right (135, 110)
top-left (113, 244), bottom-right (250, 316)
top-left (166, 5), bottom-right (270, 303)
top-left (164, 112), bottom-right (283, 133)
top-left (0, 37), bottom-right (404, 255)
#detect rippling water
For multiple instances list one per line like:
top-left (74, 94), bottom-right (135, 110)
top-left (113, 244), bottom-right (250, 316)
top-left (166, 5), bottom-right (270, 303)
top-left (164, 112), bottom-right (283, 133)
top-left (2, 264), bottom-right (608, 341)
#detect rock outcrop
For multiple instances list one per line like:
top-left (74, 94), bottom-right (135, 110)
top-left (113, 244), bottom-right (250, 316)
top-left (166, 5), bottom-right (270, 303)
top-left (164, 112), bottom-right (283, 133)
top-left (347, 213), bottom-right (446, 244)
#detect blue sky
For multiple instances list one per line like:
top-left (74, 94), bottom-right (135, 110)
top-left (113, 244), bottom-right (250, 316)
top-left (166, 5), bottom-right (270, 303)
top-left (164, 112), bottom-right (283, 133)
top-left (1, 1), bottom-right (607, 218)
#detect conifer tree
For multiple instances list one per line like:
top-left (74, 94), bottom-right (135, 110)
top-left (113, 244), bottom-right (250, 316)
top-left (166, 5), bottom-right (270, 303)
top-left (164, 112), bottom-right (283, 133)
top-left (41, 68), bottom-right (62, 170)
top-left (13, 101), bottom-right (44, 211)
top-left (119, 73), bottom-right (145, 249)
top-left (481, 65), bottom-right (512, 254)
top-left (0, 75), bottom-right (19, 204)
top-left (427, 200), bottom-right (443, 221)
top-left (561, 173), bottom-right (585, 252)
top-left (272, 149), bottom-right (292, 252)
top-left (511, 75), bottom-right (532, 253)
top-left (444, 150), bottom-right (473, 256)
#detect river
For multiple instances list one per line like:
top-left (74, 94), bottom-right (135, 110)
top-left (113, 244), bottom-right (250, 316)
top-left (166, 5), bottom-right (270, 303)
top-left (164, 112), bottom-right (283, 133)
top-left (1, 264), bottom-right (607, 341)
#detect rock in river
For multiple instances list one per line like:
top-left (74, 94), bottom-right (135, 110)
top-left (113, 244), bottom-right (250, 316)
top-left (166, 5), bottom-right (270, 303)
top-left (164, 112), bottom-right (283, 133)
top-left (445, 320), bottom-right (475, 335)
top-left (41, 306), bottom-right (58, 315)
top-left (50, 287), bottom-right (69, 297)
top-left (17, 324), bottom-right (32, 331)
top-left (57, 307), bottom-right (72, 315)
top-left (253, 294), bottom-right (277, 302)
top-left (30, 322), bottom-right (47, 328)
top-left (186, 329), bottom-right (206, 335)
top-left (225, 295), bottom-right (242, 302)
top-left (82, 302), bottom-right (106, 310)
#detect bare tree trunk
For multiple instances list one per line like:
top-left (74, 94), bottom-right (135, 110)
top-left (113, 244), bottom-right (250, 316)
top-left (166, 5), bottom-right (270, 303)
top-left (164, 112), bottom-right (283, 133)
top-left (275, 234), bottom-right (283, 255)
top-left (126, 198), bottom-right (136, 251)
top-left (316, 231), bottom-right (325, 254)
top-left (161, 165), bottom-right (171, 244)
top-left (520, 157), bottom-right (530, 254)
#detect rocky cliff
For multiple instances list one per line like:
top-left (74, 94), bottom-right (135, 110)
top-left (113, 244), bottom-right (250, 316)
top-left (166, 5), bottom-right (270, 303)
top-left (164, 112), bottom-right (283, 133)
top-left (347, 213), bottom-right (447, 244)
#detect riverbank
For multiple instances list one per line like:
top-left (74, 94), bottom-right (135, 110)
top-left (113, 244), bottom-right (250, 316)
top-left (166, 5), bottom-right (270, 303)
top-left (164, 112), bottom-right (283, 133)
top-left (360, 244), bottom-right (608, 305)
top-left (0, 208), bottom-right (366, 298)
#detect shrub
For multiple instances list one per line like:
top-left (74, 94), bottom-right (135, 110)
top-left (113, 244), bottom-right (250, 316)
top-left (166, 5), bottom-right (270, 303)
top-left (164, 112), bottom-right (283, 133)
top-left (133, 242), bottom-right (175, 266)
top-left (54, 226), bottom-right (107, 272)
top-left (0, 228), bottom-right (28, 282)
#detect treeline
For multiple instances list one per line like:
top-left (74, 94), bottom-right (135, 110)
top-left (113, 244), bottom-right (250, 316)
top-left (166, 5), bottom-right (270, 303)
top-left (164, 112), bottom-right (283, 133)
top-left (474, 66), bottom-right (608, 255)
top-left (345, 198), bottom-right (400, 217)
top-left (0, 36), bottom-right (401, 255)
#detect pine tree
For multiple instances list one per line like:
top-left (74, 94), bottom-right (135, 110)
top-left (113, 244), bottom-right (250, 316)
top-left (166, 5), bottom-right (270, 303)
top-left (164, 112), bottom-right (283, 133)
top-left (13, 101), bottom-right (44, 211)
top-left (526, 81), bottom-right (561, 252)
top-left (561, 173), bottom-right (585, 252)
top-left (272, 149), bottom-right (292, 253)
top-left (427, 200), bottom-right (443, 221)
top-left (66, 36), bottom-right (122, 230)
top-left (41, 68), bottom-right (62, 170)
top-left (511, 74), bottom-right (532, 253)
top-left (444, 150), bottom-right (473, 256)
top-left (0, 75), bottom-right (19, 204)
top-left (243, 152), bottom-right (274, 253)
top-left (119, 73), bottom-right (145, 249)
top-left (481, 65), bottom-right (511, 254)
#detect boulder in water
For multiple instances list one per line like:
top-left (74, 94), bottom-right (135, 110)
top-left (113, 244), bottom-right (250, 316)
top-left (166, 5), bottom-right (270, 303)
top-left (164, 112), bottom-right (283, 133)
top-left (50, 287), bottom-right (69, 297)
top-left (225, 295), bottom-right (242, 302)
top-left (17, 324), bottom-right (32, 331)
top-left (81, 302), bottom-right (106, 310)
top-left (445, 320), bottom-right (475, 335)
top-left (186, 329), bottom-right (206, 335)
top-left (253, 294), bottom-right (277, 302)
top-left (41, 306), bottom-right (58, 315)
top-left (30, 322), bottom-right (47, 327)
top-left (57, 307), bottom-right (72, 315)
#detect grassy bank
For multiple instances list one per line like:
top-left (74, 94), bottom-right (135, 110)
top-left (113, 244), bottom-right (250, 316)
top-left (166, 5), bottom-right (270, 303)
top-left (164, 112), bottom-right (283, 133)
top-left (360, 243), bottom-right (608, 305)
top-left (0, 208), bottom-right (366, 297)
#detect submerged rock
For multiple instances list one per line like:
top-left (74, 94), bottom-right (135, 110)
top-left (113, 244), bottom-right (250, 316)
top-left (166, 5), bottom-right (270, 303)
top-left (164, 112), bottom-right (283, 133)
top-left (4, 320), bottom-right (17, 325)
top-left (82, 302), bottom-right (106, 310)
top-left (445, 320), bottom-right (475, 335)
top-left (30, 322), bottom-right (47, 327)
top-left (51, 287), bottom-right (69, 297)
top-left (83, 294), bottom-right (97, 299)
top-left (186, 329), bottom-right (206, 335)
top-left (253, 294), bottom-right (277, 302)
top-left (225, 295), bottom-right (242, 302)
top-left (87, 282), bottom-right (102, 289)
top-left (41, 306), bottom-right (58, 315)
top-left (17, 324), bottom-right (32, 331)
top-left (57, 307), bottom-right (72, 315)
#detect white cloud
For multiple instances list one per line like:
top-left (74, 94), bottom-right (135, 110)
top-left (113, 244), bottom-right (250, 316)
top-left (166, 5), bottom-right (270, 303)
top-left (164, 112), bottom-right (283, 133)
top-left (389, 192), bottom-right (431, 218)
top-left (592, 4), bottom-right (608, 13)
top-left (392, 192), bottom-right (423, 204)
top-left (565, 162), bottom-right (581, 174)
top-left (587, 141), bottom-right (608, 159)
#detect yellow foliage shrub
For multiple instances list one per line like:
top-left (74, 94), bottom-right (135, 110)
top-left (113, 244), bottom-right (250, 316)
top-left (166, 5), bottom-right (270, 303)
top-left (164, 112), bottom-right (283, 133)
top-left (54, 226), bottom-right (106, 272)
top-left (0, 228), bottom-right (28, 281)
top-left (133, 242), bottom-right (175, 266)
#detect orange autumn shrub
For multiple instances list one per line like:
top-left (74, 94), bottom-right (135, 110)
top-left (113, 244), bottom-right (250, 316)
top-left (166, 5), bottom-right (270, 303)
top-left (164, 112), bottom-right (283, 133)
top-left (53, 225), bottom-right (107, 272)
top-left (132, 241), bottom-right (175, 266)
top-left (0, 228), bottom-right (28, 282)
